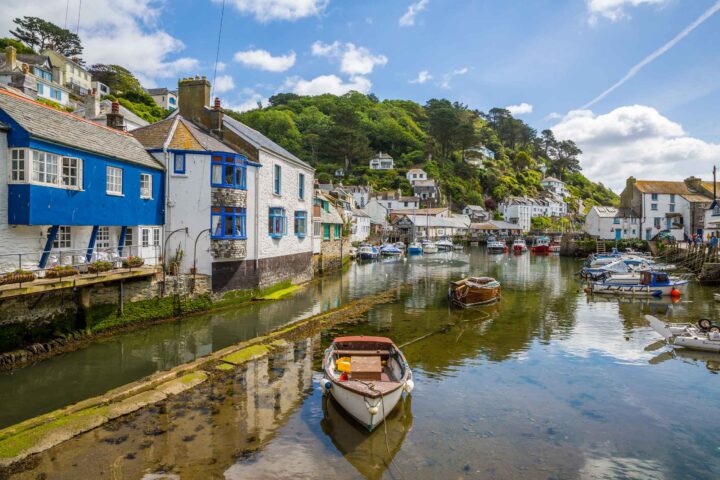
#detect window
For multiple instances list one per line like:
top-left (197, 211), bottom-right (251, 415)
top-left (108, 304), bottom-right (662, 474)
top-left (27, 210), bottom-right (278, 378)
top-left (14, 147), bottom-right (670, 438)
top-left (142, 228), bottom-right (150, 247)
top-left (211, 207), bottom-right (247, 239)
top-left (61, 157), bottom-right (81, 188)
top-left (211, 155), bottom-right (246, 189)
top-left (651, 203), bottom-right (658, 211)
top-left (613, 218), bottom-right (620, 224)
top-left (173, 154), bottom-right (185, 174)
top-left (33, 68), bottom-right (52, 81)
top-left (298, 173), bottom-right (305, 200)
top-left (654, 217), bottom-right (662, 228)
top-left (140, 227), bottom-right (160, 247)
top-left (125, 228), bottom-right (134, 248)
top-left (96, 226), bottom-right (110, 249)
top-left (10, 149), bottom-right (25, 182)
top-left (140, 173), bottom-right (152, 199)
top-left (323, 224), bottom-right (331, 240)
top-left (651, 193), bottom-right (658, 201)
top-left (669, 203), bottom-right (675, 213)
top-left (274, 164), bottom-right (282, 195)
top-left (334, 224), bottom-right (341, 238)
top-left (36, 82), bottom-right (44, 95)
top-left (295, 211), bottom-right (307, 237)
top-left (106, 166), bottom-right (123, 195)
top-left (153, 228), bottom-right (160, 246)
top-left (670, 194), bottom-right (675, 203)
top-left (52, 226), bottom-right (71, 249)
top-left (32, 150), bottom-right (59, 185)
top-left (51, 88), bottom-right (62, 101)
top-left (313, 220), bottom-right (321, 237)
top-left (269, 207), bottom-right (286, 238)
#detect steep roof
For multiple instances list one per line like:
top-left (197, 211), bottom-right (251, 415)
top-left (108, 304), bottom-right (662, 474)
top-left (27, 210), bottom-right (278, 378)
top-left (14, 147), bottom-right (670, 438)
top-left (469, 220), bottom-right (522, 231)
top-left (132, 116), bottom-right (235, 153)
top-left (413, 179), bottom-right (436, 188)
top-left (407, 168), bottom-right (425, 173)
top-left (0, 88), bottom-right (163, 170)
top-left (147, 88), bottom-right (173, 96)
top-left (590, 206), bottom-right (618, 218)
top-left (223, 115), bottom-right (312, 169)
top-left (74, 99), bottom-right (148, 128)
top-left (464, 204), bottom-right (486, 211)
top-left (541, 176), bottom-right (564, 184)
top-left (352, 208), bottom-right (370, 218)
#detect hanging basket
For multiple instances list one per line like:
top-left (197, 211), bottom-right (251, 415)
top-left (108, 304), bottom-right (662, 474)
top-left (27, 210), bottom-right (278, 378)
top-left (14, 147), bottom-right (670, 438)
top-left (3, 271), bottom-right (36, 285)
top-left (88, 261), bottom-right (114, 273)
top-left (45, 266), bottom-right (79, 279)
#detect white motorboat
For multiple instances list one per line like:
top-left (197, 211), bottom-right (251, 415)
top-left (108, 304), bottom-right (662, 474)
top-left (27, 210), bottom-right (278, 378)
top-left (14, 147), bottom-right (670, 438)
top-left (422, 241), bottom-right (439, 254)
top-left (321, 336), bottom-right (414, 431)
top-left (646, 315), bottom-right (720, 353)
top-left (436, 239), bottom-right (454, 251)
top-left (512, 238), bottom-right (527, 253)
top-left (589, 271), bottom-right (688, 297)
top-left (357, 244), bottom-right (379, 260)
top-left (487, 240), bottom-right (507, 254)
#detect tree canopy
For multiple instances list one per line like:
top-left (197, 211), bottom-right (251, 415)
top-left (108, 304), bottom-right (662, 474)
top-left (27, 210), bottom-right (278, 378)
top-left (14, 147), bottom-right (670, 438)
top-left (0, 37), bottom-right (35, 54)
top-left (11, 16), bottom-right (82, 57)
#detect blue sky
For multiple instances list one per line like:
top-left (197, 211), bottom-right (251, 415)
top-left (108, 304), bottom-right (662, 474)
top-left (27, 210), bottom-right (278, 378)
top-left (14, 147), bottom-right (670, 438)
top-left (1, 0), bottom-right (719, 190)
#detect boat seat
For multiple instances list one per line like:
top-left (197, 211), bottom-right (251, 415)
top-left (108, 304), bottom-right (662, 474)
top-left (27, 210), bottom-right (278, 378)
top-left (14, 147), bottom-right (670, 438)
top-left (335, 349), bottom-right (391, 356)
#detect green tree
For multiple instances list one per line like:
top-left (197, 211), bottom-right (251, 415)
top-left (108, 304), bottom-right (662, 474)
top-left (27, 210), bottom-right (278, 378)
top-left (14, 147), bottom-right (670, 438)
top-left (88, 64), bottom-right (144, 94)
top-left (320, 103), bottom-right (371, 172)
top-left (11, 16), bottom-right (82, 57)
top-left (0, 37), bottom-right (35, 54)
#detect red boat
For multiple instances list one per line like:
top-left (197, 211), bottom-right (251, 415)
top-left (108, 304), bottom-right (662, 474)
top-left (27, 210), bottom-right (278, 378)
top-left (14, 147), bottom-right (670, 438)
top-left (530, 237), bottom-right (551, 254)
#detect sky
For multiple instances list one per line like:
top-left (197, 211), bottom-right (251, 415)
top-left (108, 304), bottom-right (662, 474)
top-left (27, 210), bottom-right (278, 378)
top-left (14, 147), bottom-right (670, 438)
top-left (1, 0), bottom-right (719, 192)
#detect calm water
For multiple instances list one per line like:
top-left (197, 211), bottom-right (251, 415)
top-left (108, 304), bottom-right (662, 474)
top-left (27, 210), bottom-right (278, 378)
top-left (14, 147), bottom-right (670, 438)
top-left (7, 249), bottom-right (720, 479)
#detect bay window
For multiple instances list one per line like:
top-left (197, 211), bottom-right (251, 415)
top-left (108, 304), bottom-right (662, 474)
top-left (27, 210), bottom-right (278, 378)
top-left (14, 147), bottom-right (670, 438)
top-left (211, 155), bottom-right (246, 189)
top-left (10, 149), bottom-right (25, 181)
top-left (211, 207), bottom-right (247, 239)
top-left (9, 149), bottom-right (82, 189)
top-left (32, 150), bottom-right (59, 185)
top-left (269, 207), bottom-right (286, 238)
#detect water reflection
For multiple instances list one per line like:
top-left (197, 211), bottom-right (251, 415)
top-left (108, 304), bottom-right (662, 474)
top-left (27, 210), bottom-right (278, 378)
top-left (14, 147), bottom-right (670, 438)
top-left (320, 395), bottom-right (413, 480)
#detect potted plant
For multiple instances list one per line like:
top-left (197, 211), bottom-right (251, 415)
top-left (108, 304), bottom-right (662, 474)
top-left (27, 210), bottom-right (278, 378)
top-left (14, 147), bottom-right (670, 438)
top-left (3, 269), bottom-right (36, 284)
top-left (122, 256), bottom-right (145, 268)
top-left (88, 261), bottom-right (114, 273)
top-left (45, 265), bottom-right (79, 279)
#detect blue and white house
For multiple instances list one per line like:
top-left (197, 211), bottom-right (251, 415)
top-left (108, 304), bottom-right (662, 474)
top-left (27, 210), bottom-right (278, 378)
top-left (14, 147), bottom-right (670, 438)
top-left (0, 86), bottom-right (164, 272)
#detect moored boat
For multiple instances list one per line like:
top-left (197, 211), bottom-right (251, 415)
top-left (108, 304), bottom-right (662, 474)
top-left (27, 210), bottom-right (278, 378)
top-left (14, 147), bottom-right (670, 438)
top-left (358, 244), bottom-right (379, 260)
top-left (487, 240), bottom-right (508, 254)
top-left (380, 244), bottom-right (403, 256)
top-left (530, 236), bottom-right (551, 254)
top-left (422, 241), bottom-right (439, 254)
top-left (549, 243), bottom-right (561, 253)
top-left (394, 242), bottom-right (406, 251)
top-left (589, 271), bottom-right (688, 297)
top-left (448, 276), bottom-right (501, 307)
top-left (407, 242), bottom-right (423, 255)
top-left (512, 238), bottom-right (527, 253)
top-left (321, 336), bottom-right (414, 431)
top-left (646, 315), bottom-right (720, 353)
top-left (436, 239), bottom-right (454, 251)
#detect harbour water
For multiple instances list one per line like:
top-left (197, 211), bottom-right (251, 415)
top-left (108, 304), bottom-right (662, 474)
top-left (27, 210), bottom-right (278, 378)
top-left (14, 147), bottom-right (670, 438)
top-left (6, 248), bottom-right (720, 479)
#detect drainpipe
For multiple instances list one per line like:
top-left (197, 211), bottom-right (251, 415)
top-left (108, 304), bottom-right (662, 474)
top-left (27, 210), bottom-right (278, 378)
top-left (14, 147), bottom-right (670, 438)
top-left (163, 117), bottom-right (180, 247)
top-left (255, 161), bottom-right (260, 270)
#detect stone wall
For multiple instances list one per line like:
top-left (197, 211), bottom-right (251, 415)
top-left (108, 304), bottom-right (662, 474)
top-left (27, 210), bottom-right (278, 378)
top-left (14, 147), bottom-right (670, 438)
top-left (212, 251), bottom-right (313, 292)
top-left (315, 237), bottom-right (350, 274)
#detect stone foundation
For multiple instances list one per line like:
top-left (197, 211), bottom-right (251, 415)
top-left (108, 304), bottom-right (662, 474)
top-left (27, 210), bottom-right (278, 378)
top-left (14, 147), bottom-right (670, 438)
top-left (314, 238), bottom-right (351, 274)
top-left (211, 239), bottom-right (247, 260)
top-left (212, 251), bottom-right (313, 292)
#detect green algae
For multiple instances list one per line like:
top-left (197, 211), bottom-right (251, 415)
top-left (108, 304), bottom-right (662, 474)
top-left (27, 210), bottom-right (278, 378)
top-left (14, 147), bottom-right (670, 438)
top-left (221, 345), bottom-right (270, 365)
top-left (256, 285), bottom-right (300, 300)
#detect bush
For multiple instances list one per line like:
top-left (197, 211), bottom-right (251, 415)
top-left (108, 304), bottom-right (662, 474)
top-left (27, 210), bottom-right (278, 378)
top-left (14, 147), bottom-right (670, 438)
top-left (122, 256), bottom-right (144, 268)
top-left (88, 261), bottom-right (114, 273)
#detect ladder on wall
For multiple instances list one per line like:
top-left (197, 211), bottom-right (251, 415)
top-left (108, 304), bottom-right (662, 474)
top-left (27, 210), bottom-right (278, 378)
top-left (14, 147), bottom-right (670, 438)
top-left (596, 240), bottom-right (606, 254)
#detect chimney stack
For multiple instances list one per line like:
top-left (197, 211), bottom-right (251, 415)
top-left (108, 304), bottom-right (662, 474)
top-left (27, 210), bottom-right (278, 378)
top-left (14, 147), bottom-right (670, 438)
top-left (178, 76), bottom-right (210, 124)
top-left (5, 46), bottom-right (16, 71)
top-left (106, 101), bottom-right (125, 131)
top-left (84, 88), bottom-right (100, 119)
top-left (684, 176), bottom-right (702, 192)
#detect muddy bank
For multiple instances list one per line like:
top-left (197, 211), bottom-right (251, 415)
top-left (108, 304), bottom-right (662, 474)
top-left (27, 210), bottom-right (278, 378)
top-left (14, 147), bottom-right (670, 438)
top-left (0, 286), bottom-right (401, 472)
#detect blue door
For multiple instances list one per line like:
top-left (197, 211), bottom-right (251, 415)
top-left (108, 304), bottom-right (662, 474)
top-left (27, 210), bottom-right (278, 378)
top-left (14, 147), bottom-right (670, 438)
top-left (615, 229), bottom-right (622, 241)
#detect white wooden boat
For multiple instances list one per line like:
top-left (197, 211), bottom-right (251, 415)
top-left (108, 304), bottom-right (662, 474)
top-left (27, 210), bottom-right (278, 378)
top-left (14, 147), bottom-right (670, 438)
top-left (422, 241), bottom-right (439, 254)
top-left (436, 239), bottom-right (454, 251)
top-left (589, 271), bottom-right (688, 297)
top-left (321, 336), bottom-right (413, 431)
top-left (646, 315), bottom-right (720, 353)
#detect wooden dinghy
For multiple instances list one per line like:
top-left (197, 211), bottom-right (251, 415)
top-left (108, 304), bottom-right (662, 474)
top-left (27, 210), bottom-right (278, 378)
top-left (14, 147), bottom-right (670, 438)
top-left (321, 336), bottom-right (413, 431)
top-left (448, 276), bottom-right (501, 307)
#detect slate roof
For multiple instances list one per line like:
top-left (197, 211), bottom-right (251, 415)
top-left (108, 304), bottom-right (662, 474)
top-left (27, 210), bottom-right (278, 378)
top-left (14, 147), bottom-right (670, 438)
top-left (413, 179), bottom-right (437, 188)
top-left (589, 206), bottom-right (639, 218)
top-left (0, 88), bottom-right (163, 170)
top-left (147, 88), bottom-right (174, 96)
top-left (74, 99), bottom-right (148, 129)
top-left (464, 205), bottom-right (487, 211)
top-left (541, 176), bottom-right (564, 184)
top-left (469, 221), bottom-right (522, 231)
top-left (352, 208), bottom-right (370, 218)
top-left (132, 116), bottom-right (235, 153)
top-left (223, 115), bottom-right (312, 169)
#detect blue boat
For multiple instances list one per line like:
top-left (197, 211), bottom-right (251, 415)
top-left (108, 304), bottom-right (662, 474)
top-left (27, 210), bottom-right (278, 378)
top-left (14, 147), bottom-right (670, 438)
top-left (380, 244), bottom-right (403, 256)
top-left (590, 271), bottom-right (688, 297)
top-left (358, 244), bottom-right (379, 260)
top-left (407, 242), bottom-right (423, 255)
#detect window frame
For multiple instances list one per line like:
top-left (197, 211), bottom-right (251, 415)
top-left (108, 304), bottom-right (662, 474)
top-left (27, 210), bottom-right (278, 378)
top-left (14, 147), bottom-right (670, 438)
top-left (140, 173), bottom-right (153, 199)
top-left (106, 166), bottom-right (123, 196)
top-left (211, 206), bottom-right (247, 240)
top-left (274, 164), bottom-right (282, 195)
top-left (173, 153), bottom-right (186, 175)
top-left (651, 203), bottom-right (658, 211)
top-left (96, 226), bottom-right (110, 249)
top-left (52, 226), bottom-right (72, 250)
top-left (32, 150), bottom-right (59, 186)
top-left (61, 156), bottom-right (82, 189)
top-left (294, 211), bottom-right (307, 238)
top-left (269, 207), bottom-right (287, 238)
top-left (298, 172), bottom-right (305, 200)
top-left (10, 148), bottom-right (26, 182)
top-left (210, 155), bottom-right (246, 189)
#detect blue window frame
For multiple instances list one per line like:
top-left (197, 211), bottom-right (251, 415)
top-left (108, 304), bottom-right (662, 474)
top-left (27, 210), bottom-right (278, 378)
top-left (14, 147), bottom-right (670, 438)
top-left (294, 211), bottom-right (307, 238)
top-left (269, 207), bottom-right (286, 238)
top-left (51, 88), bottom-right (62, 101)
top-left (173, 153), bottom-right (186, 174)
top-left (36, 82), bottom-right (44, 95)
top-left (651, 193), bottom-right (658, 201)
top-left (298, 173), bottom-right (305, 200)
top-left (211, 206), bottom-right (247, 239)
top-left (211, 155), bottom-right (246, 189)
top-left (274, 164), bottom-right (281, 195)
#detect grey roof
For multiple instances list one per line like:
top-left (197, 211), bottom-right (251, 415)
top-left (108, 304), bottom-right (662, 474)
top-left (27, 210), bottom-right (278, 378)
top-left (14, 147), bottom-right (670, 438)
top-left (541, 176), bottom-right (564, 184)
top-left (0, 88), bottom-right (163, 170)
top-left (464, 205), bottom-right (486, 211)
top-left (147, 88), bottom-right (172, 95)
top-left (16, 54), bottom-right (49, 67)
top-left (413, 179), bottom-right (436, 188)
top-left (74, 99), bottom-right (149, 128)
top-left (352, 208), bottom-right (370, 218)
top-left (223, 115), bottom-right (312, 169)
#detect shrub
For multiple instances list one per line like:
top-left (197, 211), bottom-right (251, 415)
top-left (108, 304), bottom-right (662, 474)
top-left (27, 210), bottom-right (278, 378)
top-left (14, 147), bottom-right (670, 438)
top-left (122, 256), bottom-right (144, 268)
top-left (45, 265), bottom-right (79, 278)
top-left (88, 261), bottom-right (114, 273)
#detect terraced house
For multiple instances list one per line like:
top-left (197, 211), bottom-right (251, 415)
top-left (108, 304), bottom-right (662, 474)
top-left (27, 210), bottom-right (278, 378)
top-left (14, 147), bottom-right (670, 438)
top-left (134, 76), bottom-right (314, 292)
top-left (0, 86), bottom-right (164, 273)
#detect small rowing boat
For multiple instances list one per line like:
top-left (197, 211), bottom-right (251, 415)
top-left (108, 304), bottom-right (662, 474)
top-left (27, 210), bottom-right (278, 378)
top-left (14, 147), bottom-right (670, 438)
top-left (646, 315), bottom-right (720, 353)
top-left (321, 336), bottom-right (414, 431)
top-left (448, 276), bottom-right (501, 307)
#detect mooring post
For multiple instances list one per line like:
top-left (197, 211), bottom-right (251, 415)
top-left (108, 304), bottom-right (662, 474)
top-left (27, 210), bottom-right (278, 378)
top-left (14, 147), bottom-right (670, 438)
top-left (118, 280), bottom-right (124, 315)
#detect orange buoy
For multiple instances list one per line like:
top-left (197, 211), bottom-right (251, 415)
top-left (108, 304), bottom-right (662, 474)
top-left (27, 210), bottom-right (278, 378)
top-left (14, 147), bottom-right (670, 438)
top-left (670, 288), bottom-right (681, 297)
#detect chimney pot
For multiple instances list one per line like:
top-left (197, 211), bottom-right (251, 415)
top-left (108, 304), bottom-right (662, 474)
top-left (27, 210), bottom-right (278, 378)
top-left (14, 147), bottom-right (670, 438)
top-left (214, 97), bottom-right (221, 111)
top-left (111, 101), bottom-right (120, 114)
top-left (5, 46), bottom-right (17, 72)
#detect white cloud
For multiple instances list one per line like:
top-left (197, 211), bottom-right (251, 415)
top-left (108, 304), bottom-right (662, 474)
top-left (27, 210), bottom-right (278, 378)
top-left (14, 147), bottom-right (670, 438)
top-left (233, 49), bottom-right (296, 72)
top-left (219, 0), bottom-right (329, 22)
top-left (215, 61), bottom-right (227, 72)
top-left (311, 41), bottom-right (388, 76)
top-left (587, 0), bottom-right (668, 23)
top-left (506, 102), bottom-right (534, 115)
top-left (583, 1), bottom-right (720, 108)
top-left (399, 0), bottom-right (430, 27)
top-left (551, 105), bottom-right (720, 191)
top-left (410, 70), bottom-right (432, 84)
top-left (439, 67), bottom-right (468, 89)
top-left (545, 112), bottom-right (563, 120)
top-left (226, 92), bottom-right (267, 112)
top-left (284, 74), bottom-right (372, 96)
top-left (213, 75), bottom-right (235, 94)
top-left (0, 0), bottom-right (200, 87)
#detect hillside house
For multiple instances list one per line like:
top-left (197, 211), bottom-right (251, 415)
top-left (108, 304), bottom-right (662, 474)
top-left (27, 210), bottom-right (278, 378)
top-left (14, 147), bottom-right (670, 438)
top-left (147, 87), bottom-right (177, 111)
top-left (412, 179), bottom-right (440, 204)
top-left (406, 168), bottom-right (427, 184)
top-left (0, 86), bottom-right (164, 273)
top-left (345, 185), bottom-right (371, 208)
top-left (462, 205), bottom-right (490, 222)
top-left (0, 47), bottom-right (71, 107)
top-left (42, 49), bottom-right (92, 96)
top-left (540, 176), bottom-right (569, 198)
top-left (584, 206), bottom-right (641, 241)
top-left (499, 196), bottom-right (567, 232)
top-left (369, 152), bottom-right (394, 170)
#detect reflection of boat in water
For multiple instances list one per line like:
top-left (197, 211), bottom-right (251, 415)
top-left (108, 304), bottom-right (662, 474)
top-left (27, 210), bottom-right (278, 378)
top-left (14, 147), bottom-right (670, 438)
top-left (646, 315), bottom-right (720, 353)
top-left (321, 394), bottom-right (413, 479)
top-left (321, 336), bottom-right (413, 431)
top-left (448, 276), bottom-right (501, 307)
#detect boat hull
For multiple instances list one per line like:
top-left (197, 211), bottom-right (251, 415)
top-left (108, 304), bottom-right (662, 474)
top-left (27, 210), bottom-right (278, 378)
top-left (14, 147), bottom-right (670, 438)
top-left (328, 380), bottom-right (404, 431)
top-left (591, 281), bottom-right (688, 296)
top-left (423, 246), bottom-right (438, 254)
top-left (448, 278), bottom-right (501, 307)
top-left (531, 245), bottom-right (550, 254)
top-left (407, 247), bottom-right (423, 255)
